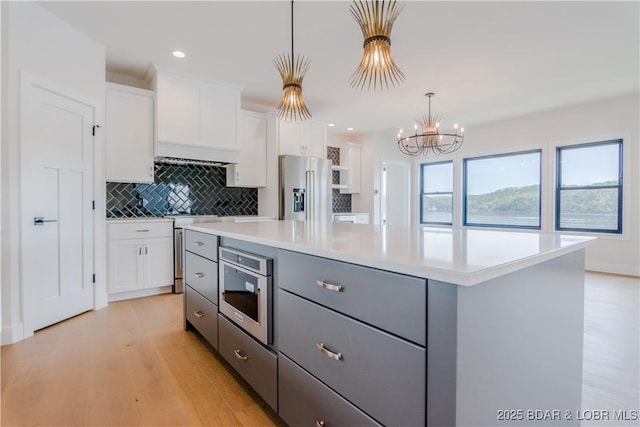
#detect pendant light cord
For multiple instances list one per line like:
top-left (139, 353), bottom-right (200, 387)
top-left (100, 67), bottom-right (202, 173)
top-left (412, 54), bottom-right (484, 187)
top-left (290, 0), bottom-right (294, 68)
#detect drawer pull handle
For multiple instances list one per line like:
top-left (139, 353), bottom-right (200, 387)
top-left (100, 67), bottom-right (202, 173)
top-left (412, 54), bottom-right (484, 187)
top-left (316, 343), bottom-right (342, 361)
top-left (136, 229), bottom-right (149, 232)
top-left (316, 421), bottom-right (325, 427)
top-left (234, 349), bottom-right (248, 361)
top-left (315, 280), bottom-right (343, 292)
top-left (194, 311), bottom-right (204, 319)
top-left (194, 272), bottom-right (204, 278)
top-left (194, 241), bottom-right (205, 246)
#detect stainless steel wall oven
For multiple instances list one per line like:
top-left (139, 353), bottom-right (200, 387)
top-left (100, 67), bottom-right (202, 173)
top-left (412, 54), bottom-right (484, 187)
top-left (219, 247), bottom-right (273, 344)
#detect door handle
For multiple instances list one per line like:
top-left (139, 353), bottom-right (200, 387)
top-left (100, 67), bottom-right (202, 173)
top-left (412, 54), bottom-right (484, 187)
top-left (33, 217), bottom-right (57, 226)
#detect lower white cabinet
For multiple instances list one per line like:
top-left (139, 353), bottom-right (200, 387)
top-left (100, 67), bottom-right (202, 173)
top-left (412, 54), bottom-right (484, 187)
top-left (107, 220), bottom-right (173, 295)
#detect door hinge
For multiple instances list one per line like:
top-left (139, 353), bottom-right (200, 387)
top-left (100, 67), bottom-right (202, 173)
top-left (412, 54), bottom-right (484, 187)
top-left (92, 124), bottom-right (101, 136)
top-left (92, 274), bottom-right (96, 284)
top-left (92, 200), bottom-right (95, 210)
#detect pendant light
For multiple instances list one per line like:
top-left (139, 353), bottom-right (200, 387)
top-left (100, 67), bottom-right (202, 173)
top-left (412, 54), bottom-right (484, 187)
top-left (274, 0), bottom-right (311, 121)
top-left (350, 0), bottom-right (405, 90)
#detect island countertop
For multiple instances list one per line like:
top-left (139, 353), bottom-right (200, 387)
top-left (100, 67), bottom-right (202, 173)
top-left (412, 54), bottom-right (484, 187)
top-left (186, 220), bottom-right (596, 286)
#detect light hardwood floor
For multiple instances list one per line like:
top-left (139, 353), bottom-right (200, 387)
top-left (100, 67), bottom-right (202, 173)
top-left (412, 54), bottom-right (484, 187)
top-left (1, 273), bottom-right (638, 426)
top-left (1, 293), bottom-right (283, 426)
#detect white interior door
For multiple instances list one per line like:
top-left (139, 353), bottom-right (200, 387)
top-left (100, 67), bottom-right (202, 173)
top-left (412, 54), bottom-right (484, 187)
top-left (380, 161), bottom-right (411, 226)
top-left (20, 74), bottom-right (95, 332)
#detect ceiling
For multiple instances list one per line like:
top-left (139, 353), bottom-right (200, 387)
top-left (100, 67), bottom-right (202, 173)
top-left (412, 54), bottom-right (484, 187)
top-left (38, 1), bottom-right (639, 136)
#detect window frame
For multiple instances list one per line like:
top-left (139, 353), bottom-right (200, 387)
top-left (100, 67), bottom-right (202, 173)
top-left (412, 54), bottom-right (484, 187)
top-left (463, 149), bottom-right (542, 230)
top-left (419, 160), bottom-right (454, 225)
top-left (555, 139), bottom-right (623, 234)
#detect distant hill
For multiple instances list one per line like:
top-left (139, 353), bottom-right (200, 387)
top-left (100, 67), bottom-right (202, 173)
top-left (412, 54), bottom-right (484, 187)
top-left (424, 181), bottom-right (618, 214)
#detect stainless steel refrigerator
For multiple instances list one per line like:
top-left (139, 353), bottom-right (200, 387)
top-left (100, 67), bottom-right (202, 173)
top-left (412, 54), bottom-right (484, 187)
top-left (279, 155), bottom-right (332, 221)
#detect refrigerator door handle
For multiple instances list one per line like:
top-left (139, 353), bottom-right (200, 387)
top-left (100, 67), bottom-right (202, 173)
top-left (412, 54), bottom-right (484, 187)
top-left (309, 170), bottom-right (315, 221)
top-left (305, 170), bottom-right (311, 221)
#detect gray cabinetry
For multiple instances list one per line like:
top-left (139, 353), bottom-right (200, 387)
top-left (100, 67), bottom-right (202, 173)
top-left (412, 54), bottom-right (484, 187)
top-left (184, 252), bottom-right (218, 303)
top-left (218, 314), bottom-right (277, 411)
top-left (185, 231), bottom-right (218, 260)
top-left (185, 286), bottom-right (218, 346)
top-left (184, 230), bottom-right (219, 350)
top-left (279, 354), bottom-right (381, 427)
top-left (279, 290), bottom-right (425, 426)
top-left (279, 249), bottom-right (426, 345)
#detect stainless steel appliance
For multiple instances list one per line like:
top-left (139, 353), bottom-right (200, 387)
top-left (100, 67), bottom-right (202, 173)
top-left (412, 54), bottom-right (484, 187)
top-left (219, 247), bottom-right (273, 344)
top-left (279, 155), bottom-right (332, 221)
top-left (171, 215), bottom-right (221, 293)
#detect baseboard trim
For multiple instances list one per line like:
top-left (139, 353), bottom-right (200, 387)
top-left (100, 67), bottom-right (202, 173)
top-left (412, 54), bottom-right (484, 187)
top-left (1, 322), bottom-right (24, 346)
top-left (108, 286), bottom-right (173, 303)
top-left (586, 262), bottom-right (640, 278)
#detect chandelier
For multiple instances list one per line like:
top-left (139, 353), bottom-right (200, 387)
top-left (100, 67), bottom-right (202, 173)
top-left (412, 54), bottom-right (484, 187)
top-left (397, 93), bottom-right (464, 156)
top-left (274, 0), bottom-right (311, 121)
top-left (350, 0), bottom-right (405, 90)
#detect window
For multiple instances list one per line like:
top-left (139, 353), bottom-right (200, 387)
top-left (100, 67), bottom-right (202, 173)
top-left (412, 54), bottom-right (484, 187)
top-left (556, 140), bottom-right (622, 233)
top-left (420, 161), bottom-right (453, 224)
top-left (463, 150), bottom-right (541, 229)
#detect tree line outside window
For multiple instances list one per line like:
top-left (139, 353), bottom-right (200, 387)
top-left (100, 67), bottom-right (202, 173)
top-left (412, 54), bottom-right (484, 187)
top-left (419, 139), bottom-right (623, 234)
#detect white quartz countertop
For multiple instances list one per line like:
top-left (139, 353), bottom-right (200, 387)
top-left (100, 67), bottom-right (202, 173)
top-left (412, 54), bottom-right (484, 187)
top-left (186, 220), bottom-right (596, 286)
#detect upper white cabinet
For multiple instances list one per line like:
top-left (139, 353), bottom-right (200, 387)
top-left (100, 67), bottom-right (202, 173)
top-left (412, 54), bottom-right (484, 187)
top-left (276, 119), bottom-right (327, 158)
top-left (105, 83), bottom-right (154, 183)
top-left (152, 67), bottom-right (241, 162)
top-left (226, 110), bottom-right (267, 187)
top-left (340, 142), bottom-right (361, 194)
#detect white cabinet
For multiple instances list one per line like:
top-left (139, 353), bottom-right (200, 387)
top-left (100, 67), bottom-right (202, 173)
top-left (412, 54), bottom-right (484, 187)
top-left (107, 220), bottom-right (173, 296)
top-left (277, 120), bottom-right (327, 158)
top-left (153, 67), bottom-right (241, 162)
top-left (105, 83), bottom-right (154, 183)
top-left (340, 142), bottom-right (361, 194)
top-left (226, 110), bottom-right (267, 187)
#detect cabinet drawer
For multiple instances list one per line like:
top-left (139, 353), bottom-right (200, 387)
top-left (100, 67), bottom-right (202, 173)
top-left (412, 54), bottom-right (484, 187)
top-left (279, 290), bottom-right (425, 427)
top-left (217, 314), bottom-right (277, 411)
top-left (185, 285), bottom-right (218, 349)
top-left (279, 354), bottom-right (381, 427)
top-left (108, 221), bottom-right (172, 240)
top-left (185, 230), bottom-right (218, 261)
top-left (184, 252), bottom-right (218, 304)
top-left (278, 249), bottom-right (426, 345)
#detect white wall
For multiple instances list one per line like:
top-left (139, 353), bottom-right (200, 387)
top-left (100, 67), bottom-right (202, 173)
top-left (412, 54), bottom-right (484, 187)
top-left (1, 2), bottom-right (106, 344)
top-left (411, 93), bottom-right (639, 276)
top-left (331, 129), bottom-right (416, 225)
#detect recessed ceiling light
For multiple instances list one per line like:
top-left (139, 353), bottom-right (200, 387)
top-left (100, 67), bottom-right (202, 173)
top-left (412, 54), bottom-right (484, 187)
top-left (328, 123), bottom-right (336, 127)
top-left (347, 127), bottom-right (354, 131)
top-left (172, 50), bottom-right (186, 58)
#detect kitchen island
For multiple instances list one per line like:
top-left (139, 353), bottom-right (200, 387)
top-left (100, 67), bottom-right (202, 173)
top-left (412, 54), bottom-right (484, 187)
top-left (185, 220), bottom-right (595, 427)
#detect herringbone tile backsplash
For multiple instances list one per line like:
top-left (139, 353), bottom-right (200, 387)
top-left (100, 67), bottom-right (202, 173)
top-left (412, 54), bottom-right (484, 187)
top-left (327, 146), bottom-right (352, 213)
top-left (106, 163), bottom-right (258, 218)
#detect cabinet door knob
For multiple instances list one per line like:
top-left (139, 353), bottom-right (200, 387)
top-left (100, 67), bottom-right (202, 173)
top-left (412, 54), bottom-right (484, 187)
top-left (194, 272), bottom-right (204, 278)
top-left (194, 311), bottom-right (204, 319)
top-left (195, 241), bottom-right (205, 246)
top-left (316, 421), bottom-right (325, 427)
top-left (234, 349), bottom-right (248, 361)
top-left (316, 342), bottom-right (342, 361)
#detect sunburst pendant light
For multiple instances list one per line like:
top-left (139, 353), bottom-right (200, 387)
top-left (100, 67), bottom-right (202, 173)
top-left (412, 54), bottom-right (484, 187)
top-left (397, 93), bottom-right (465, 156)
top-left (274, 0), bottom-right (311, 122)
top-left (350, 0), bottom-right (405, 90)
